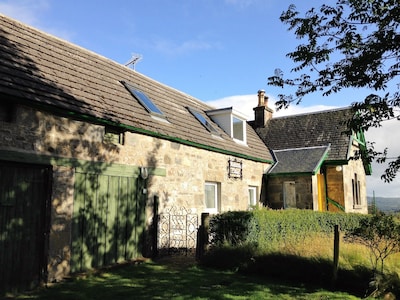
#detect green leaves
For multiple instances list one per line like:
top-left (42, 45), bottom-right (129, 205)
top-left (345, 214), bottom-right (400, 273)
top-left (268, 0), bottom-right (400, 181)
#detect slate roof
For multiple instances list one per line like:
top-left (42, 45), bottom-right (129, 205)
top-left (268, 145), bottom-right (330, 175)
top-left (255, 107), bottom-right (354, 162)
top-left (0, 14), bottom-right (272, 163)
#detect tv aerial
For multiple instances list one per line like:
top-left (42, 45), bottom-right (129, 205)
top-left (125, 53), bottom-right (143, 70)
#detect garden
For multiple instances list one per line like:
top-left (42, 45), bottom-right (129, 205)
top-left (4, 209), bottom-right (400, 299)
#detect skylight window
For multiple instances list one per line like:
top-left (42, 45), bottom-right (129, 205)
top-left (187, 107), bottom-right (220, 135)
top-left (121, 81), bottom-right (165, 117)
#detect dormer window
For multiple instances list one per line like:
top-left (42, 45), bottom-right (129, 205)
top-left (121, 81), bottom-right (168, 122)
top-left (206, 107), bottom-right (247, 144)
top-left (232, 116), bottom-right (245, 142)
top-left (187, 107), bottom-right (220, 135)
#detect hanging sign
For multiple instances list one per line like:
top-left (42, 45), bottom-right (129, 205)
top-left (228, 158), bottom-right (242, 179)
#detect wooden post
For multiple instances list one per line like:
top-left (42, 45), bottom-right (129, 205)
top-left (333, 224), bottom-right (340, 286)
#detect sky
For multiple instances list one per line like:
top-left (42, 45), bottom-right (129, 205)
top-left (1, 0), bottom-right (399, 197)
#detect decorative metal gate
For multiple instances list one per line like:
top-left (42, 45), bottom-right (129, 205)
top-left (158, 206), bottom-right (198, 255)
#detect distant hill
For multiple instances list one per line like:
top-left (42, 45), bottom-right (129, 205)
top-left (367, 196), bottom-right (400, 213)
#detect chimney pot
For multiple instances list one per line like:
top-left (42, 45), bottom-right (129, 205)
top-left (257, 90), bottom-right (265, 106)
top-left (264, 95), bottom-right (269, 106)
top-left (254, 90), bottom-right (273, 127)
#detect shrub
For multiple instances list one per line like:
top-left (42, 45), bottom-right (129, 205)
top-left (252, 209), bottom-right (367, 251)
top-left (344, 214), bottom-right (400, 274)
top-left (209, 211), bottom-right (258, 247)
top-left (207, 209), bottom-right (368, 252)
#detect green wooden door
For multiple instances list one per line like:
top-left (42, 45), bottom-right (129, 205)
top-left (0, 162), bottom-right (51, 292)
top-left (71, 172), bottom-right (146, 273)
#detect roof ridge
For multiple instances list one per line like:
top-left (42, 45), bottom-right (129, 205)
top-left (273, 145), bottom-right (330, 152)
top-left (271, 106), bottom-right (352, 120)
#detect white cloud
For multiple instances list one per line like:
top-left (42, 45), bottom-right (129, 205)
top-left (206, 93), bottom-right (338, 120)
top-left (0, 0), bottom-right (74, 41)
top-left (365, 119), bottom-right (400, 197)
top-left (0, 0), bottom-right (49, 26)
top-left (207, 94), bottom-right (400, 197)
top-left (152, 37), bottom-right (218, 56)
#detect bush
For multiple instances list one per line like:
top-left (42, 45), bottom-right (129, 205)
top-left (202, 209), bottom-right (374, 297)
top-left (207, 209), bottom-right (368, 252)
top-left (252, 209), bottom-right (367, 251)
top-left (345, 214), bottom-right (400, 274)
top-left (209, 211), bottom-right (258, 247)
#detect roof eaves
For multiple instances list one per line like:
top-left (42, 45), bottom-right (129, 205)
top-left (33, 99), bottom-right (273, 164)
top-left (267, 150), bottom-right (279, 174)
top-left (312, 144), bottom-right (331, 175)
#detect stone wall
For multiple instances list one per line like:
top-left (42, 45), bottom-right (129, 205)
top-left (265, 175), bottom-right (313, 209)
top-left (0, 104), bottom-right (270, 282)
top-left (343, 143), bottom-right (368, 214)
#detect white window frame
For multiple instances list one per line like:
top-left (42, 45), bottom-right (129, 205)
top-left (205, 108), bottom-right (247, 145)
top-left (248, 186), bottom-right (258, 210)
top-left (232, 116), bottom-right (245, 143)
top-left (204, 182), bottom-right (219, 213)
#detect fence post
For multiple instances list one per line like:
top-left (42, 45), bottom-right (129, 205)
top-left (196, 213), bottom-right (210, 260)
top-left (332, 224), bottom-right (340, 286)
top-left (152, 195), bottom-right (159, 258)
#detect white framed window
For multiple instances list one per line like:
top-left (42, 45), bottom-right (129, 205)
top-left (205, 182), bottom-right (219, 213)
top-left (232, 116), bottom-right (245, 142)
top-left (248, 186), bottom-right (257, 209)
top-left (205, 107), bottom-right (247, 144)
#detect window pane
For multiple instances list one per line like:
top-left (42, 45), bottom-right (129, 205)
top-left (134, 89), bottom-right (163, 115)
top-left (188, 107), bottom-right (219, 134)
top-left (122, 81), bottom-right (165, 116)
top-left (205, 183), bottom-right (216, 209)
top-left (233, 117), bottom-right (244, 141)
top-left (248, 187), bottom-right (256, 206)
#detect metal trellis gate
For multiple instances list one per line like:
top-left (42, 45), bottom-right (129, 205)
top-left (158, 206), bottom-right (198, 255)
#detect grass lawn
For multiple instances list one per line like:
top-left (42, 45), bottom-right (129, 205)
top-left (5, 257), bottom-right (361, 300)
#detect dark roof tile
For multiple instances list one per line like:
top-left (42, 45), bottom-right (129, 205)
top-left (256, 108), bottom-right (353, 161)
top-left (269, 145), bottom-right (330, 174)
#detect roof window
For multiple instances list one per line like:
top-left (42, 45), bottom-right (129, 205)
top-left (121, 81), bottom-right (167, 119)
top-left (187, 107), bottom-right (220, 135)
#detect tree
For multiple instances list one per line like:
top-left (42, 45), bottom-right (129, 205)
top-left (268, 0), bottom-right (400, 182)
top-left (344, 214), bottom-right (400, 297)
top-left (345, 214), bottom-right (400, 274)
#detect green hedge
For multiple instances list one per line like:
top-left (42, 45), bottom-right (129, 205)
top-left (209, 209), bottom-right (368, 250)
top-left (209, 211), bottom-right (258, 247)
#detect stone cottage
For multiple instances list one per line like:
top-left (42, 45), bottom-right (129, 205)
top-left (253, 90), bottom-right (371, 214)
top-left (0, 14), bottom-right (273, 291)
top-left (0, 14), bottom-right (370, 292)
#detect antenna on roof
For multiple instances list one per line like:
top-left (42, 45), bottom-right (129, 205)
top-left (125, 53), bottom-right (143, 70)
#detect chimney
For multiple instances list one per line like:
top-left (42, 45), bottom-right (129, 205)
top-left (258, 89), bottom-right (265, 106)
top-left (253, 90), bottom-right (273, 127)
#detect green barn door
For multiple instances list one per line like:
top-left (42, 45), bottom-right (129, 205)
top-left (71, 172), bottom-right (146, 273)
top-left (0, 162), bottom-right (51, 292)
